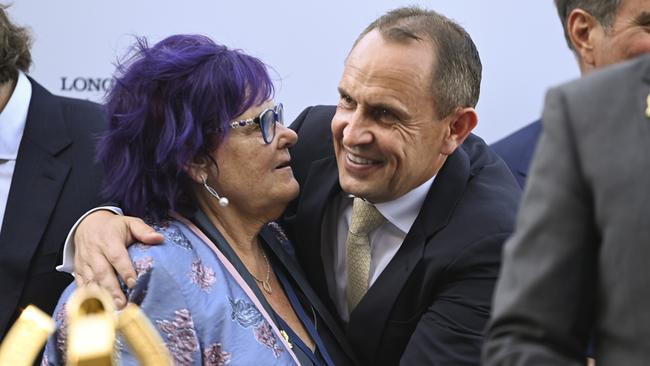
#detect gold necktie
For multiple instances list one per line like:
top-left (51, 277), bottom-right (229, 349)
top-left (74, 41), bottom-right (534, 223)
top-left (346, 197), bottom-right (385, 312)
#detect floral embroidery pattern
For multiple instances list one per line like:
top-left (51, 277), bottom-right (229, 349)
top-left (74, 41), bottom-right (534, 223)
top-left (55, 304), bottom-right (68, 361)
top-left (229, 298), bottom-right (283, 358)
top-left (133, 256), bottom-right (154, 278)
top-left (229, 298), bottom-right (264, 328)
top-left (113, 336), bottom-right (126, 364)
top-left (130, 242), bottom-right (150, 251)
top-left (156, 309), bottom-right (199, 365)
top-left (203, 342), bottom-right (231, 365)
top-left (142, 217), bottom-right (191, 250)
top-left (189, 259), bottom-right (216, 292)
top-left (254, 321), bottom-right (284, 358)
top-left (167, 225), bottom-right (193, 250)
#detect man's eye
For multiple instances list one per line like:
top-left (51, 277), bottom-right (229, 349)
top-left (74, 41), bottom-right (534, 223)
top-left (374, 108), bottom-right (398, 122)
top-left (338, 95), bottom-right (355, 108)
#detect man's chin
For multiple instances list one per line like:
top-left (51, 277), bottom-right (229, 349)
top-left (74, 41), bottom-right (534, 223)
top-left (340, 179), bottom-right (381, 202)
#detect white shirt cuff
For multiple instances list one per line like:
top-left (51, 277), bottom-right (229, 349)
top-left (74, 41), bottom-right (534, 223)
top-left (57, 206), bottom-right (124, 274)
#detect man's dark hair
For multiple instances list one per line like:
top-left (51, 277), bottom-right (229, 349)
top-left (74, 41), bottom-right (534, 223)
top-left (0, 4), bottom-right (32, 84)
top-left (555, 0), bottom-right (622, 50)
top-left (352, 6), bottom-right (482, 119)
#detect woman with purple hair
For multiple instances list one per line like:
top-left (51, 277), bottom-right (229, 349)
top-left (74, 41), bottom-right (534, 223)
top-left (42, 35), bottom-right (356, 365)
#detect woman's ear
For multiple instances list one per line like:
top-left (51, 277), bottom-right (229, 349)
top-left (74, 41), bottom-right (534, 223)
top-left (440, 107), bottom-right (478, 155)
top-left (184, 157), bottom-right (210, 184)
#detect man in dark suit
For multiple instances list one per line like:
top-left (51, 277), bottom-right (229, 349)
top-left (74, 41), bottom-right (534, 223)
top-left (282, 10), bottom-right (522, 361)
top-left (0, 6), bottom-right (105, 339)
top-left (67, 7), bottom-right (520, 365)
top-left (491, 0), bottom-right (650, 187)
top-left (483, 53), bottom-right (650, 366)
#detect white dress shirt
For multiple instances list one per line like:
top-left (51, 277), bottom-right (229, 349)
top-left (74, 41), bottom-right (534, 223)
top-left (323, 176), bottom-right (435, 321)
top-left (0, 71), bottom-right (31, 231)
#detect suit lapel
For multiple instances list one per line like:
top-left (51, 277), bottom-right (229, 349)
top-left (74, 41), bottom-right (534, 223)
top-left (0, 80), bottom-right (71, 315)
top-left (293, 156), bottom-right (341, 309)
top-left (346, 146), bottom-right (471, 361)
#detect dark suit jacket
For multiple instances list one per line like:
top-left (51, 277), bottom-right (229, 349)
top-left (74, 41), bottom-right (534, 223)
top-left (0, 79), bottom-right (105, 338)
top-left (283, 105), bottom-right (521, 365)
top-left (490, 120), bottom-right (542, 188)
top-left (483, 55), bottom-right (650, 365)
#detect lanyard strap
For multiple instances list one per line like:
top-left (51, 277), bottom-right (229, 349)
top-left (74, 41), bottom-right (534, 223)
top-left (275, 267), bottom-right (336, 366)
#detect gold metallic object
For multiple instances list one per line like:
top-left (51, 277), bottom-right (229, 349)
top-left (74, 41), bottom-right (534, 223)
top-left (0, 305), bottom-right (55, 366)
top-left (0, 285), bottom-right (173, 365)
top-left (280, 329), bottom-right (293, 349)
top-left (117, 304), bottom-right (172, 365)
top-left (66, 284), bottom-right (116, 366)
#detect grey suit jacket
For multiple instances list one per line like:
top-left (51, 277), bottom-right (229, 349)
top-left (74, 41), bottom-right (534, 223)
top-left (483, 54), bottom-right (650, 365)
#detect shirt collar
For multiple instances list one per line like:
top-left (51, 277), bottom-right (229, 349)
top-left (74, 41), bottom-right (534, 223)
top-left (374, 176), bottom-right (435, 234)
top-left (343, 175), bottom-right (436, 235)
top-left (0, 71), bottom-right (31, 160)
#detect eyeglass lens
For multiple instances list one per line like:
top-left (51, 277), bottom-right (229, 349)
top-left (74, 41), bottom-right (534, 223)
top-left (261, 104), bottom-right (283, 144)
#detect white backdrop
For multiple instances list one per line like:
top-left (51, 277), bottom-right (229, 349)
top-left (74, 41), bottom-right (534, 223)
top-left (9, 1), bottom-right (579, 143)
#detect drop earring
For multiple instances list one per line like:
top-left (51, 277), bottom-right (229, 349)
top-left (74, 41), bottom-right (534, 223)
top-left (202, 175), bottom-right (229, 207)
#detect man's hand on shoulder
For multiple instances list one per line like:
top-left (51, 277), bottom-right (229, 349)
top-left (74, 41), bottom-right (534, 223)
top-left (73, 210), bottom-right (164, 308)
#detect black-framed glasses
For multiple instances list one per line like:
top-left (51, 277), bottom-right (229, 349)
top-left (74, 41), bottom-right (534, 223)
top-left (230, 103), bottom-right (284, 144)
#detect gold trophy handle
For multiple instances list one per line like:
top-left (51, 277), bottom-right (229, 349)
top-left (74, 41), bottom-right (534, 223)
top-left (117, 304), bottom-right (173, 366)
top-left (66, 284), bottom-right (117, 366)
top-left (0, 285), bottom-right (173, 366)
top-left (0, 305), bottom-right (55, 366)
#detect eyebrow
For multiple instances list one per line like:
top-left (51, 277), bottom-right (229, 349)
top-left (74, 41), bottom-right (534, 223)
top-left (370, 102), bottom-right (410, 121)
top-left (337, 86), bottom-right (411, 120)
top-left (634, 11), bottom-right (650, 25)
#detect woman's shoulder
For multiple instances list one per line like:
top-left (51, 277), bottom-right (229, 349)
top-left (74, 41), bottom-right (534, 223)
top-left (128, 217), bottom-right (199, 261)
top-left (126, 217), bottom-right (213, 286)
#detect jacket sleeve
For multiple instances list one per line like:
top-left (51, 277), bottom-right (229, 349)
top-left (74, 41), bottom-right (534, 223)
top-left (399, 232), bottom-right (509, 366)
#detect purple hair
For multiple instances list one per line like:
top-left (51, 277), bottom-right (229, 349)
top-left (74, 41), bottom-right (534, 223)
top-left (97, 34), bottom-right (274, 218)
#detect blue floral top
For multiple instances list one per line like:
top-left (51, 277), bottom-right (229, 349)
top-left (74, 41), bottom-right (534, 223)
top-left (42, 215), bottom-right (301, 365)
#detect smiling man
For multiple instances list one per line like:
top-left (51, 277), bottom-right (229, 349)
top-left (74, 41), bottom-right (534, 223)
top-left (283, 8), bottom-right (521, 365)
top-left (67, 6), bottom-right (521, 365)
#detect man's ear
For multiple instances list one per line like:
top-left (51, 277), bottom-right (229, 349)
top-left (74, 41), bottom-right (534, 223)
top-left (567, 9), bottom-right (602, 70)
top-left (440, 107), bottom-right (478, 156)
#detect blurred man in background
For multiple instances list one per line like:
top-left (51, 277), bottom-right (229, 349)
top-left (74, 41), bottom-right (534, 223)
top-left (0, 4), bottom-right (105, 339)
top-left (491, 0), bottom-right (650, 187)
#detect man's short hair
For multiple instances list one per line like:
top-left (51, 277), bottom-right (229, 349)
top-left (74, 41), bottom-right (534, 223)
top-left (555, 0), bottom-right (623, 50)
top-left (352, 6), bottom-right (482, 119)
top-left (0, 4), bottom-right (32, 84)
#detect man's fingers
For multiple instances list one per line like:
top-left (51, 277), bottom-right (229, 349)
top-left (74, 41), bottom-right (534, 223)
top-left (125, 217), bottom-right (164, 245)
top-left (75, 257), bottom-right (128, 308)
top-left (74, 249), bottom-right (101, 287)
top-left (74, 270), bottom-right (87, 287)
top-left (94, 263), bottom-right (128, 309)
top-left (71, 211), bottom-right (161, 307)
top-left (104, 243), bottom-right (138, 289)
top-left (89, 259), bottom-right (127, 309)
